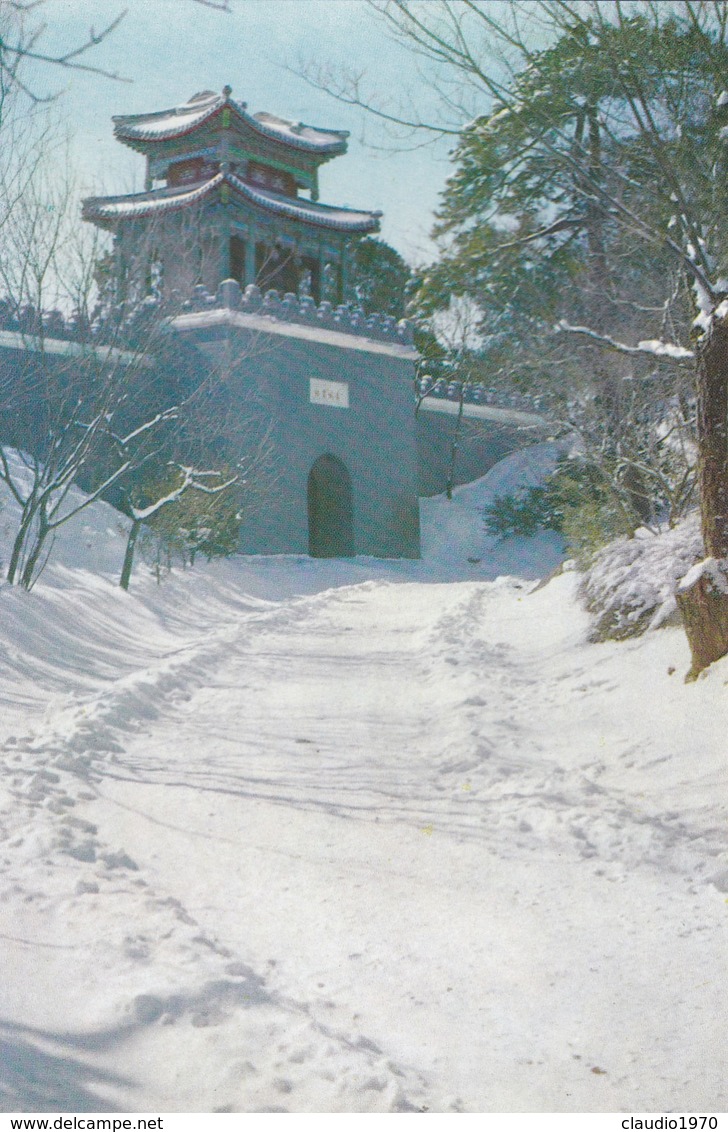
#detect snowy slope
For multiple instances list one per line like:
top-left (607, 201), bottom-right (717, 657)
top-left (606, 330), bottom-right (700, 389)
top-left (1, 445), bottom-right (726, 1114)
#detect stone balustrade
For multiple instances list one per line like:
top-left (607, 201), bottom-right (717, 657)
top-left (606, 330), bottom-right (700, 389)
top-left (417, 375), bottom-right (547, 414)
top-left (185, 278), bottom-right (415, 346)
top-left (0, 285), bottom-right (550, 415)
top-left (0, 281), bottom-right (414, 347)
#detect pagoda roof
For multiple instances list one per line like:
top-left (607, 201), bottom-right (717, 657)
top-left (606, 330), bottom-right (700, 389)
top-left (113, 89), bottom-right (349, 156)
top-left (82, 172), bottom-right (380, 234)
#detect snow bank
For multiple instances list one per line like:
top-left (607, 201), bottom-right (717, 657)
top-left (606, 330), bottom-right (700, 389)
top-left (580, 513), bottom-right (703, 639)
top-left (417, 442), bottom-right (565, 582)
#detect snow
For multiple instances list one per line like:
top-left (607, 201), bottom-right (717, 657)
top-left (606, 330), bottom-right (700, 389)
top-left (557, 320), bottom-right (693, 360)
top-left (84, 177), bottom-right (225, 222)
top-left (688, 258), bottom-right (723, 337)
top-left (85, 175), bottom-right (377, 234)
top-left (171, 307), bottom-right (417, 359)
top-left (481, 107), bottom-right (511, 132)
top-left (251, 111), bottom-right (348, 152)
top-left (581, 514), bottom-right (704, 635)
top-left (1, 445), bottom-right (727, 1114)
top-left (635, 338), bottom-right (693, 361)
top-left (695, 295), bottom-right (728, 337)
top-left (114, 93), bottom-right (347, 154)
top-left (677, 555), bottom-right (728, 597)
top-left (227, 175), bottom-right (378, 232)
top-left (0, 330), bottom-right (149, 368)
top-left (419, 396), bottom-right (545, 427)
top-left (114, 97), bottom-right (224, 141)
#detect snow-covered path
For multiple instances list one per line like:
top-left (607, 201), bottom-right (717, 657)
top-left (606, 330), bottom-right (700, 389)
top-left (3, 565), bottom-right (726, 1113)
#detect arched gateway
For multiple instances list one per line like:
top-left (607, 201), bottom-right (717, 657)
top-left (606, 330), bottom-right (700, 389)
top-left (307, 455), bottom-right (354, 557)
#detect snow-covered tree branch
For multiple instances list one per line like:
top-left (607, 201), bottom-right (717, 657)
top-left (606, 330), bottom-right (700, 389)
top-left (556, 321), bottom-right (694, 362)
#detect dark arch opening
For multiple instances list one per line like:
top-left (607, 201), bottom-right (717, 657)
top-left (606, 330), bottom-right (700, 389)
top-left (307, 454), bottom-right (355, 558)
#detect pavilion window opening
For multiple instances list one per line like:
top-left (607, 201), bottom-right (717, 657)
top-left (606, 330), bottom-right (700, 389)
top-left (229, 236), bottom-right (246, 286)
top-left (254, 241), bottom-right (298, 297)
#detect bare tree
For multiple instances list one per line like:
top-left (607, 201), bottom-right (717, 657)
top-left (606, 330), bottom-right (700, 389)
top-left (118, 464), bottom-right (237, 591)
top-left (0, 1), bottom-right (127, 103)
top-left (112, 343), bottom-right (278, 591)
top-left (0, 116), bottom-right (282, 591)
top-left (0, 0), bottom-right (231, 104)
top-left (422, 297), bottom-right (483, 500)
top-left (0, 166), bottom-right (178, 587)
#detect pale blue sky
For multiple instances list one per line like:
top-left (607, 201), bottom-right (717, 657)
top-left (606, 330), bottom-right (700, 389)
top-left (32, 0), bottom-right (473, 265)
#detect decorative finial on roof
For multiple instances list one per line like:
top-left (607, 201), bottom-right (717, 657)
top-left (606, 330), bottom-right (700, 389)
top-left (223, 84), bottom-right (232, 98)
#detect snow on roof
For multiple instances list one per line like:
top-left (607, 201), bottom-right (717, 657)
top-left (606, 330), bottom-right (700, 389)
top-left (227, 174), bottom-right (379, 232)
top-left (113, 91), bottom-right (222, 142)
top-left (83, 173), bottom-right (380, 233)
top-left (419, 396), bottom-right (545, 429)
top-left (113, 90), bottom-right (349, 154)
top-left (172, 307), bottom-right (416, 359)
top-left (0, 329), bottom-right (152, 367)
top-left (83, 175), bottom-right (226, 224)
top-left (251, 110), bottom-right (348, 151)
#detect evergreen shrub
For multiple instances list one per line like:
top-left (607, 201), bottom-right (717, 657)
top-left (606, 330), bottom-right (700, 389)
top-left (483, 457), bottom-right (630, 565)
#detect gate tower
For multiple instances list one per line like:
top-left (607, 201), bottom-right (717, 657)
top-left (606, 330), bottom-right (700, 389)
top-left (81, 87), bottom-right (422, 560)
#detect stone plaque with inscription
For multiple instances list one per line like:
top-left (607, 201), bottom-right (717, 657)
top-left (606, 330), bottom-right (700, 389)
top-left (309, 378), bottom-right (350, 408)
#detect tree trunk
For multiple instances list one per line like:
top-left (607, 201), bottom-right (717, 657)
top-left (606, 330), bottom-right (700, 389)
top-left (19, 506), bottom-right (50, 590)
top-left (676, 564), bottom-right (728, 681)
top-left (6, 504), bottom-right (35, 585)
top-left (120, 518), bottom-right (141, 591)
top-left (695, 317), bottom-right (728, 559)
top-left (678, 313), bottom-right (728, 677)
top-left (445, 390), bottom-right (465, 501)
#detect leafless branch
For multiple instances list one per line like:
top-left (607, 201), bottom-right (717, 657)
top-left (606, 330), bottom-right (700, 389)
top-left (557, 320), bottom-right (694, 362)
top-left (0, 5), bottom-right (130, 100)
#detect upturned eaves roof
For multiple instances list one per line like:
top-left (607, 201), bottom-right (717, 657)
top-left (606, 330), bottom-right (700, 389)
top-left (82, 172), bottom-right (380, 234)
top-left (113, 91), bottom-right (349, 156)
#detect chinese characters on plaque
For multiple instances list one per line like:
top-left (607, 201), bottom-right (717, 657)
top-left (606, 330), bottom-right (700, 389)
top-left (309, 379), bottom-right (350, 408)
